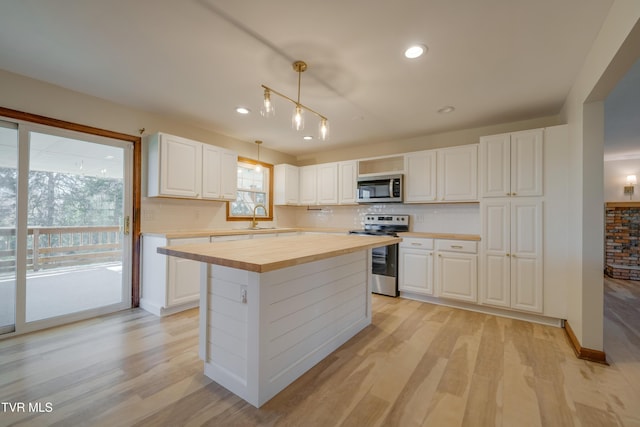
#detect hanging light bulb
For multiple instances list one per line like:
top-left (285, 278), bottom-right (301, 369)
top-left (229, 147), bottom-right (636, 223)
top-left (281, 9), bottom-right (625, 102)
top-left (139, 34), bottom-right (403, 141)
top-left (260, 89), bottom-right (275, 118)
top-left (319, 118), bottom-right (329, 141)
top-left (292, 105), bottom-right (305, 131)
top-left (254, 140), bottom-right (262, 172)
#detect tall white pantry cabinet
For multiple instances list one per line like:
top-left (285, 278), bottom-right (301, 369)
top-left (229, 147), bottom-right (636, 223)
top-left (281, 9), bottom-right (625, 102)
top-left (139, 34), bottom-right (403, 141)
top-left (479, 128), bottom-right (544, 313)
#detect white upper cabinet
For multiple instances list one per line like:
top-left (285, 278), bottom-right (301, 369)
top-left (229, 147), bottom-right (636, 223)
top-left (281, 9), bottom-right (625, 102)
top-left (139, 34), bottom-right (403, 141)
top-left (148, 133), bottom-right (202, 198)
top-left (317, 162), bottom-right (339, 205)
top-left (274, 164), bottom-right (300, 205)
top-left (404, 151), bottom-right (437, 203)
top-left (437, 145), bottom-right (478, 202)
top-left (480, 129), bottom-right (543, 198)
top-left (148, 132), bottom-right (237, 200)
top-left (299, 165), bottom-right (318, 205)
top-left (404, 145), bottom-right (477, 203)
top-left (338, 161), bottom-right (357, 205)
top-left (202, 144), bottom-right (237, 200)
top-left (275, 161), bottom-right (355, 206)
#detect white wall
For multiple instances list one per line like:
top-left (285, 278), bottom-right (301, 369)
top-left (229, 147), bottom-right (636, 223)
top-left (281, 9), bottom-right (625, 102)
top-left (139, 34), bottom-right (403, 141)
top-left (559, 0), bottom-right (640, 351)
top-left (604, 158), bottom-right (640, 201)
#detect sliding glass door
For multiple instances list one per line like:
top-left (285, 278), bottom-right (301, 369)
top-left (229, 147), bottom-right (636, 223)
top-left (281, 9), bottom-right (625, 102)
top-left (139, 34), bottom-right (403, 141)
top-left (0, 119), bottom-right (133, 334)
top-left (24, 129), bottom-right (132, 323)
top-left (0, 121), bottom-right (18, 335)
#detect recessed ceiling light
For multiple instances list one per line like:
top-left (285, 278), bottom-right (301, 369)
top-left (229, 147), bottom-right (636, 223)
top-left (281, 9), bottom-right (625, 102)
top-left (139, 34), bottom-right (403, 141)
top-left (404, 44), bottom-right (427, 59)
top-left (303, 135), bottom-right (313, 140)
top-left (235, 106), bottom-right (251, 114)
top-left (437, 106), bottom-right (455, 114)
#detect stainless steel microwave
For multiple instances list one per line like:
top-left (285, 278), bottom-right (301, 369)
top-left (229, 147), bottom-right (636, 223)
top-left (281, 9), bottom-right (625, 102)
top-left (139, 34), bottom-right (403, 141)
top-left (356, 174), bottom-right (403, 203)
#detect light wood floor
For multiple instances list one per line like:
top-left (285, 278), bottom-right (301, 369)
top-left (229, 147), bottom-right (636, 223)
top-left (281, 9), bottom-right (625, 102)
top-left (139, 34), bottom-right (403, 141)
top-left (1, 277), bottom-right (639, 427)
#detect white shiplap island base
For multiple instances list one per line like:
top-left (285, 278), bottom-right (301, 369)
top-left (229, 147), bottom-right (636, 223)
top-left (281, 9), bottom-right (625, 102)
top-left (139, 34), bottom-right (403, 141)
top-left (158, 233), bottom-right (401, 407)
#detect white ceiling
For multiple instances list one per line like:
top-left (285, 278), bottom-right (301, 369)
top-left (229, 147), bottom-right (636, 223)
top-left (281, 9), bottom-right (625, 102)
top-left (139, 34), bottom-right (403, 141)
top-left (0, 0), bottom-right (621, 157)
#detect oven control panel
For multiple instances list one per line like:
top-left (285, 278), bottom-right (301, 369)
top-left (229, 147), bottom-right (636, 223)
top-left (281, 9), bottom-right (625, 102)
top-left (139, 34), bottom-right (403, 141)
top-left (363, 215), bottom-right (409, 226)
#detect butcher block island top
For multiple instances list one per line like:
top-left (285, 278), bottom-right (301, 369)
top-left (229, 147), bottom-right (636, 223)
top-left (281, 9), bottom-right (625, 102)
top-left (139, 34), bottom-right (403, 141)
top-left (158, 232), bottom-right (400, 407)
top-left (158, 233), bottom-right (401, 273)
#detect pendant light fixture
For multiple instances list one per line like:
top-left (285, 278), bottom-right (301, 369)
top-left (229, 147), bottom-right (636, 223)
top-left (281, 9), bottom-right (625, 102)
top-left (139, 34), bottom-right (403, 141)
top-left (261, 60), bottom-right (329, 140)
top-left (254, 140), bottom-right (262, 172)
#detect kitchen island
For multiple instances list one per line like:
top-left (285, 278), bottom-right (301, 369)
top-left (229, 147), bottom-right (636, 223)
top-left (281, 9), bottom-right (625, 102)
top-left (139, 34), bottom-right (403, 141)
top-left (158, 233), bottom-right (401, 407)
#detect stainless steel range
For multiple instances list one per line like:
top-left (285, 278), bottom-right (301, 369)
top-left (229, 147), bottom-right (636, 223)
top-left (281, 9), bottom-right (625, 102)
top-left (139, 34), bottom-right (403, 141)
top-left (349, 214), bottom-right (409, 297)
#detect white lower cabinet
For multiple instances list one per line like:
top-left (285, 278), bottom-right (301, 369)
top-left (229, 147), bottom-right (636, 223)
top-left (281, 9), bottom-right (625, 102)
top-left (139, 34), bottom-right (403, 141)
top-left (480, 199), bottom-right (543, 313)
top-left (435, 239), bottom-right (478, 303)
top-left (399, 238), bottom-right (434, 295)
top-left (141, 235), bottom-right (208, 316)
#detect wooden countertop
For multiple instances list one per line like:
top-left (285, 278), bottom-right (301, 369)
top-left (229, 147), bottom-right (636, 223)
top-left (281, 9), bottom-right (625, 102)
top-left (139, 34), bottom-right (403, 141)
top-left (142, 228), bottom-right (300, 239)
top-left (143, 228), bottom-right (479, 241)
top-left (398, 232), bottom-right (481, 241)
top-left (158, 234), bottom-right (401, 273)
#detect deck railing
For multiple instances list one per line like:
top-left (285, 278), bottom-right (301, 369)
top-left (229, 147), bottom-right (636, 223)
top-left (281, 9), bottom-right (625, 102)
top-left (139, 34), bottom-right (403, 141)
top-left (0, 226), bottom-right (122, 273)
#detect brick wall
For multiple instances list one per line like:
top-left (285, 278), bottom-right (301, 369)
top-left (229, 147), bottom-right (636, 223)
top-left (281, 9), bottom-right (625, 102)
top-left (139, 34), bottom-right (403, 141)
top-left (605, 203), bottom-right (640, 281)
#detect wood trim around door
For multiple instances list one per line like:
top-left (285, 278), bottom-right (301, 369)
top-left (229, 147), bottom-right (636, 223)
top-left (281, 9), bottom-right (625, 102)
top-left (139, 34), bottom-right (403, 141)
top-left (0, 106), bottom-right (142, 307)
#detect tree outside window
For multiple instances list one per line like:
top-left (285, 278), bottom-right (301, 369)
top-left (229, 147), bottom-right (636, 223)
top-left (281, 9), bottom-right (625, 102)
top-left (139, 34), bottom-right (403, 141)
top-left (227, 158), bottom-right (273, 221)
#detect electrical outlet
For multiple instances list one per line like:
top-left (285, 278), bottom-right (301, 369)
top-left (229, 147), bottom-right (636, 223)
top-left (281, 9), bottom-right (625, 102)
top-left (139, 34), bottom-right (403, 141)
top-left (415, 214), bottom-right (425, 223)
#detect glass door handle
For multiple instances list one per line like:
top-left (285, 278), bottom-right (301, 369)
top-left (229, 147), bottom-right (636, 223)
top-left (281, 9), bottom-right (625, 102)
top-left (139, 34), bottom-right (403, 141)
top-left (123, 216), bottom-right (130, 235)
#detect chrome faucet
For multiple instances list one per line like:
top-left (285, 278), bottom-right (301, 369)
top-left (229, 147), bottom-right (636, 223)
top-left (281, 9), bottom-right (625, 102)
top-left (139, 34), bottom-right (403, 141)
top-left (251, 204), bottom-right (266, 229)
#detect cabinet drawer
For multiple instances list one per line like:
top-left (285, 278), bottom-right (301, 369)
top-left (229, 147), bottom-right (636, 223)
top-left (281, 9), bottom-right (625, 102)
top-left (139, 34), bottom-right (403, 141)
top-left (400, 237), bottom-right (434, 250)
top-left (436, 239), bottom-right (477, 254)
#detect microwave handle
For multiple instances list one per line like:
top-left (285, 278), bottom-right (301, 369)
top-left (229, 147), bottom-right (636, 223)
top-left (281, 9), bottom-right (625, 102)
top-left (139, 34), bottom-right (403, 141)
top-left (389, 180), bottom-right (393, 197)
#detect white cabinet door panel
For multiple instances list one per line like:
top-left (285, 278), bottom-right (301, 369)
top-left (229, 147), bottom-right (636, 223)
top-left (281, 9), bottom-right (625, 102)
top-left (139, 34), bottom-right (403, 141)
top-left (220, 150), bottom-right (238, 200)
top-left (405, 151), bottom-right (437, 202)
top-left (317, 163), bottom-right (338, 205)
top-left (169, 257), bottom-right (201, 305)
top-left (399, 248), bottom-right (433, 295)
top-left (299, 165), bottom-right (317, 205)
top-left (480, 134), bottom-right (510, 197)
top-left (202, 144), bottom-right (221, 199)
top-left (274, 164), bottom-right (300, 205)
top-left (510, 199), bottom-right (543, 312)
top-left (511, 129), bottom-right (543, 197)
top-left (160, 135), bottom-right (201, 197)
top-left (437, 252), bottom-right (477, 302)
top-left (511, 256), bottom-right (541, 312)
top-left (338, 161), bottom-right (357, 204)
top-left (484, 254), bottom-right (510, 307)
top-left (481, 200), bottom-right (510, 307)
top-left (437, 145), bottom-right (477, 201)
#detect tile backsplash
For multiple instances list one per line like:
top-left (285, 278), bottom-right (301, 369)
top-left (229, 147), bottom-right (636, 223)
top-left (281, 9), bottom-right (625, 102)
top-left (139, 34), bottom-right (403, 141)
top-left (287, 203), bottom-right (480, 234)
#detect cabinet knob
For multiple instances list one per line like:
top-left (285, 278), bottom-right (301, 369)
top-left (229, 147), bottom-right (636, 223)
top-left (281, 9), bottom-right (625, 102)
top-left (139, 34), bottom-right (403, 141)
top-left (512, 192), bottom-right (517, 196)
top-left (506, 253), bottom-right (510, 257)
top-left (512, 254), bottom-right (517, 258)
